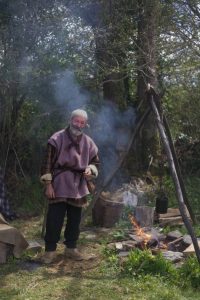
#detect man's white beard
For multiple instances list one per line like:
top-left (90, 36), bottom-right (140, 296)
top-left (69, 124), bottom-right (83, 136)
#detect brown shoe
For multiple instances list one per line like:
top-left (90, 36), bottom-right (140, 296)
top-left (64, 248), bottom-right (86, 261)
top-left (41, 251), bottom-right (56, 264)
top-left (64, 248), bottom-right (96, 261)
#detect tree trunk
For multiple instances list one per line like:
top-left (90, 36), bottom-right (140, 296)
top-left (94, 1), bottom-right (130, 109)
top-left (136, 0), bottom-right (161, 170)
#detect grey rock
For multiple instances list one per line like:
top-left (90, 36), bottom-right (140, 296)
top-left (115, 242), bottom-right (123, 250)
top-left (183, 235), bottom-right (192, 246)
top-left (85, 234), bottom-right (97, 240)
top-left (118, 251), bottom-right (130, 257)
top-left (167, 230), bottom-right (182, 240)
top-left (122, 240), bottom-right (136, 250)
top-left (162, 251), bottom-right (183, 263)
top-left (129, 234), bottom-right (144, 243)
top-left (27, 240), bottom-right (42, 253)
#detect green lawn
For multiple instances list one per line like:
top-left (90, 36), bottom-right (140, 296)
top-left (0, 217), bottom-right (200, 300)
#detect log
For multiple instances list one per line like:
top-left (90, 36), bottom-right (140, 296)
top-left (159, 208), bottom-right (190, 222)
top-left (183, 240), bottom-right (200, 256)
top-left (168, 236), bottom-right (183, 247)
top-left (147, 86), bottom-right (200, 263)
top-left (159, 216), bottom-right (184, 226)
top-left (159, 208), bottom-right (181, 218)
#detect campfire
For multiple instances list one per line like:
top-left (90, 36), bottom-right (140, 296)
top-left (129, 214), bottom-right (152, 248)
top-left (108, 212), bottom-right (199, 263)
top-left (92, 180), bottom-right (200, 263)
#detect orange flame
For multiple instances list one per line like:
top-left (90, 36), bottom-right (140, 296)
top-left (129, 214), bottom-right (152, 246)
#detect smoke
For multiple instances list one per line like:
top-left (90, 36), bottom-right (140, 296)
top-left (53, 69), bottom-right (136, 188)
top-left (90, 102), bottom-right (136, 187)
top-left (53, 70), bottom-right (89, 114)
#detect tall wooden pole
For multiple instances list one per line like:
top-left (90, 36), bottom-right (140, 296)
top-left (147, 86), bottom-right (200, 263)
top-left (148, 87), bottom-right (196, 224)
top-left (163, 115), bottom-right (196, 224)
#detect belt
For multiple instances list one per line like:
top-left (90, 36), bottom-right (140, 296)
top-left (53, 165), bottom-right (85, 180)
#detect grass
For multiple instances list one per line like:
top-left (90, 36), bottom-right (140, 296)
top-left (1, 211), bottom-right (200, 299)
top-left (1, 262), bottom-right (200, 300)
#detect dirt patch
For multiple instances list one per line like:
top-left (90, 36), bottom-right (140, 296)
top-left (46, 254), bottom-right (101, 275)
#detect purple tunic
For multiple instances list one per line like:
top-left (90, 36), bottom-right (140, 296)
top-left (48, 129), bottom-right (98, 199)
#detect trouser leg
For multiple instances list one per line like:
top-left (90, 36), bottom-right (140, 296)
top-left (45, 202), bottom-right (67, 251)
top-left (64, 203), bottom-right (82, 248)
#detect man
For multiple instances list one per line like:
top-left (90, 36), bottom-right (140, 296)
top-left (40, 109), bottom-right (99, 263)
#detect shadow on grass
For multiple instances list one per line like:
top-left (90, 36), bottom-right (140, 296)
top-left (39, 254), bottom-right (119, 300)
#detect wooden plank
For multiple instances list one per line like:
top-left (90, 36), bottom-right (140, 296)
top-left (159, 216), bottom-right (184, 226)
top-left (159, 208), bottom-right (181, 219)
top-left (159, 208), bottom-right (191, 219)
top-left (183, 240), bottom-right (200, 255)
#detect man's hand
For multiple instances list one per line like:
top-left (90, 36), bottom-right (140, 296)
top-left (84, 166), bottom-right (93, 180)
top-left (45, 183), bottom-right (55, 199)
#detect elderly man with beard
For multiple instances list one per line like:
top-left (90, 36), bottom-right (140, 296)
top-left (40, 109), bottom-right (99, 264)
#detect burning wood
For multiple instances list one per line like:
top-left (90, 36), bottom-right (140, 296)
top-left (129, 214), bottom-right (152, 248)
top-left (107, 216), bottom-right (199, 263)
top-left (128, 214), bottom-right (169, 251)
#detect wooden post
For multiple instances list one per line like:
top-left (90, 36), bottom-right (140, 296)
top-left (148, 87), bottom-right (196, 223)
top-left (41, 199), bottom-right (48, 238)
top-left (163, 115), bottom-right (196, 224)
top-left (147, 86), bottom-right (200, 263)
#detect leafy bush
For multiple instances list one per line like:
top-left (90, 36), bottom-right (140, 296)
top-left (102, 243), bottom-right (200, 293)
top-left (163, 175), bottom-right (200, 218)
top-left (178, 256), bottom-right (200, 289)
top-left (121, 249), bottom-right (177, 279)
top-left (10, 177), bottom-right (45, 215)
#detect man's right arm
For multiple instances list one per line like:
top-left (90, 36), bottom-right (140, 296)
top-left (40, 143), bottom-right (56, 198)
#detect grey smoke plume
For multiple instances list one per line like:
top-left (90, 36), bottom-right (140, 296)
top-left (53, 70), bottom-right (89, 115)
top-left (90, 103), bottom-right (136, 186)
top-left (53, 69), bottom-right (136, 187)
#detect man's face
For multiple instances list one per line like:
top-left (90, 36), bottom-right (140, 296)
top-left (71, 115), bottom-right (87, 129)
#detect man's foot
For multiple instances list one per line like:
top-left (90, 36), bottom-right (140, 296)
top-left (41, 251), bottom-right (56, 264)
top-left (64, 248), bottom-right (96, 261)
top-left (64, 248), bottom-right (84, 261)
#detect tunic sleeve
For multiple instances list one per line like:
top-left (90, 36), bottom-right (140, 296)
top-left (40, 143), bottom-right (56, 184)
top-left (88, 154), bottom-right (100, 178)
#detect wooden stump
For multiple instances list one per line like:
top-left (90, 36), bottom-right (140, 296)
top-left (92, 196), bottom-right (124, 227)
top-left (134, 206), bottom-right (155, 227)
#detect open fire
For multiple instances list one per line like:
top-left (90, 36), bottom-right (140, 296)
top-left (129, 214), bottom-right (180, 252)
top-left (129, 214), bottom-right (152, 248)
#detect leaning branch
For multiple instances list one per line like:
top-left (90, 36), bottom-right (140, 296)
top-left (147, 86), bottom-right (200, 263)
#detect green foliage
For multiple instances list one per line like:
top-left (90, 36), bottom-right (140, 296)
top-left (10, 177), bottom-right (45, 215)
top-left (162, 176), bottom-right (177, 207)
top-left (185, 177), bottom-right (200, 216)
top-left (122, 249), bottom-right (177, 279)
top-left (111, 230), bottom-right (127, 241)
top-left (103, 246), bottom-right (200, 290)
top-left (179, 256), bottom-right (200, 289)
top-left (163, 175), bottom-right (200, 217)
top-left (115, 206), bottom-right (135, 229)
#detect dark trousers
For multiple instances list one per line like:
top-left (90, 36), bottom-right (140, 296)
top-left (44, 202), bottom-right (82, 252)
